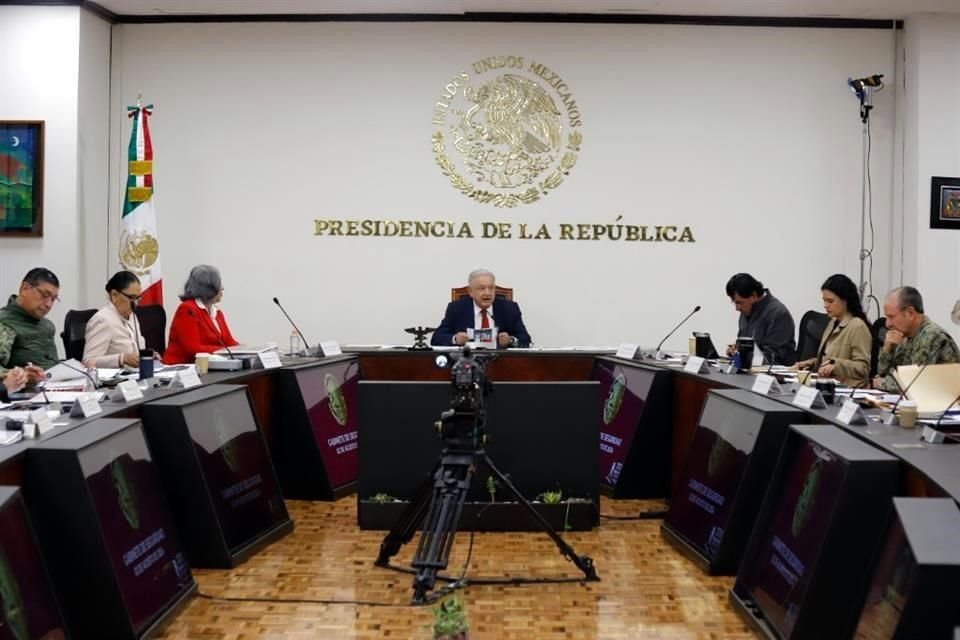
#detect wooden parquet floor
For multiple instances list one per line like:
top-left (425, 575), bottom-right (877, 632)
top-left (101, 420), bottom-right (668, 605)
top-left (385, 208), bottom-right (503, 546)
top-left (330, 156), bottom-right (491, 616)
top-left (156, 497), bottom-right (755, 639)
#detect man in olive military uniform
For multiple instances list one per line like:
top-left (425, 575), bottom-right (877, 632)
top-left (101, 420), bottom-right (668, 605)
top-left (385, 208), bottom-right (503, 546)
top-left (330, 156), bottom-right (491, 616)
top-left (0, 267), bottom-right (61, 384)
top-left (873, 286), bottom-right (960, 391)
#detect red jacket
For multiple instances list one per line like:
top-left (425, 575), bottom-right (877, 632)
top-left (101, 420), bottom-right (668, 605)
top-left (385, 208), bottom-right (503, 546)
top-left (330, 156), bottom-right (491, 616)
top-left (163, 299), bottom-right (239, 364)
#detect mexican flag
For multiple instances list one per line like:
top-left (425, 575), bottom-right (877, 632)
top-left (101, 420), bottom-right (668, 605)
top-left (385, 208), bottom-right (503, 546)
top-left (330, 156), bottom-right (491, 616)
top-left (118, 100), bottom-right (163, 306)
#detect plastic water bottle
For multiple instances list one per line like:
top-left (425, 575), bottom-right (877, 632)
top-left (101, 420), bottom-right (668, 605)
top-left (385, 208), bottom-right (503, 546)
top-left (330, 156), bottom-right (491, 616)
top-left (289, 330), bottom-right (303, 356)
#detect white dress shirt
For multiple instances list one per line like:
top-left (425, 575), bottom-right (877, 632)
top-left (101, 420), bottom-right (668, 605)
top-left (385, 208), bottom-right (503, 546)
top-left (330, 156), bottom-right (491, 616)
top-left (195, 298), bottom-right (222, 334)
top-left (474, 303), bottom-right (495, 329)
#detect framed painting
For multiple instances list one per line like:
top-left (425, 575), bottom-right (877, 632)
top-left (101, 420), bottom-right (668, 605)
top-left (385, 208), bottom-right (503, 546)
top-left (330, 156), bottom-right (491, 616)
top-left (930, 176), bottom-right (960, 230)
top-left (0, 121), bottom-right (44, 236)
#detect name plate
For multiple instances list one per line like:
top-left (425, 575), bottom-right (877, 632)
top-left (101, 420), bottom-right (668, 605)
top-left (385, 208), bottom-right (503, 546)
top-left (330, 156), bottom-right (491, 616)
top-left (752, 374), bottom-right (784, 395)
top-left (259, 350), bottom-right (283, 369)
top-left (684, 356), bottom-right (710, 374)
top-left (70, 392), bottom-right (103, 418)
top-left (793, 386), bottom-right (827, 410)
top-left (116, 379), bottom-right (144, 402)
top-left (319, 340), bottom-right (342, 356)
top-left (836, 399), bottom-right (869, 426)
top-left (173, 368), bottom-right (202, 389)
top-left (615, 343), bottom-right (639, 360)
top-left (28, 407), bottom-right (53, 435)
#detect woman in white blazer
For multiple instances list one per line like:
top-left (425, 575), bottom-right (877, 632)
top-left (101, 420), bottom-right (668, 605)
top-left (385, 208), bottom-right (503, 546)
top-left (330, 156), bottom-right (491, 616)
top-left (83, 271), bottom-right (146, 368)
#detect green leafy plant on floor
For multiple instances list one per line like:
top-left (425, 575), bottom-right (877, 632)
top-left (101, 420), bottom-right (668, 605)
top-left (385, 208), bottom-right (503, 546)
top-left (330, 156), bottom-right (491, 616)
top-left (537, 489), bottom-right (563, 504)
top-left (369, 493), bottom-right (399, 504)
top-left (432, 595), bottom-right (469, 640)
top-left (486, 475), bottom-right (498, 503)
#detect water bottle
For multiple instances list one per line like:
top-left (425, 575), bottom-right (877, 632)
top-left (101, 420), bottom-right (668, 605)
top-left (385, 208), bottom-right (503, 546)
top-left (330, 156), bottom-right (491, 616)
top-left (139, 349), bottom-right (154, 381)
top-left (289, 330), bottom-right (304, 356)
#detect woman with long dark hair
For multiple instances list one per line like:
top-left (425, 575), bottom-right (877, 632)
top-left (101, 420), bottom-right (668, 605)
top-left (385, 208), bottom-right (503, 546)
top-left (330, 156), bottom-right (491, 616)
top-left (794, 274), bottom-right (872, 386)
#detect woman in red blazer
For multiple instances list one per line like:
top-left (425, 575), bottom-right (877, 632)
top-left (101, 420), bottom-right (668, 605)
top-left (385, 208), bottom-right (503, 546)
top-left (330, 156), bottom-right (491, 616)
top-left (164, 265), bottom-right (240, 365)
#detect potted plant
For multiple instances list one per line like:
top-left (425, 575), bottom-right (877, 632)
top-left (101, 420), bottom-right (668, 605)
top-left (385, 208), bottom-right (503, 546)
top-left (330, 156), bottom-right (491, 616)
top-left (432, 596), bottom-right (469, 640)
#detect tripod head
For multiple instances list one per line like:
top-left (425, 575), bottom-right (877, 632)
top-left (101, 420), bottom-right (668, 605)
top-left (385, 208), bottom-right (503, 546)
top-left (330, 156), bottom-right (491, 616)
top-left (435, 347), bottom-right (495, 450)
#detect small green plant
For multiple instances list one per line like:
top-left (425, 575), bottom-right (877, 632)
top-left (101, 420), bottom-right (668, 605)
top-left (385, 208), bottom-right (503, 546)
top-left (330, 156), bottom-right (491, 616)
top-left (485, 476), bottom-right (497, 503)
top-left (369, 493), bottom-right (398, 504)
top-left (538, 490), bottom-right (563, 504)
top-left (432, 596), bottom-right (469, 639)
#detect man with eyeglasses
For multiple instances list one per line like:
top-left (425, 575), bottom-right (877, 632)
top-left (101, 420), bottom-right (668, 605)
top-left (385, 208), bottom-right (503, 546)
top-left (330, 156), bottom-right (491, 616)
top-left (0, 267), bottom-right (61, 381)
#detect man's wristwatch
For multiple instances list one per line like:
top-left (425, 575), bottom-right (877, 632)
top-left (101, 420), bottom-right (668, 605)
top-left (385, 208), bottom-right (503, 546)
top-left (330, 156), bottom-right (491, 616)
top-left (509, 336), bottom-right (518, 347)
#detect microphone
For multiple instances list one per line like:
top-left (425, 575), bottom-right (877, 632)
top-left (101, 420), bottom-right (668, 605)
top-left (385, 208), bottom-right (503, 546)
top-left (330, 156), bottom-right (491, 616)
top-left (49, 359), bottom-right (99, 392)
top-left (273, 297), bottom-right (312, 356)
top-left (654, 305), bottom-right (701, 359)
top-left (890, 362), bottom-right (931, 412)
top-left (187, 308), bottom-right (235, 359)
top-left (810, 319), bottom-right (839, 373)
top-left (934, 393), bottom-right (960, 430)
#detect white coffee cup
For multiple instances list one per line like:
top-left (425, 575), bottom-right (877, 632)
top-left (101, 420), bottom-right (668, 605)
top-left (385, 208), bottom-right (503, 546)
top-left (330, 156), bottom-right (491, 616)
top-left (195, 352), bottom-right (210, 375)
top-left (897, 399), bottom-right (918, 429)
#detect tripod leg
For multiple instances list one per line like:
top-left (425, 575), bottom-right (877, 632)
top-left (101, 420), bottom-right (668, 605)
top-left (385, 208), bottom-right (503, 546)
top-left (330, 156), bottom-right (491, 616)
top-left (375, 461), bottom-right (440, 566)
top-left (410, 452), bottom-right (475, 602)
top-left (482, 453), bottom-right (599, 582)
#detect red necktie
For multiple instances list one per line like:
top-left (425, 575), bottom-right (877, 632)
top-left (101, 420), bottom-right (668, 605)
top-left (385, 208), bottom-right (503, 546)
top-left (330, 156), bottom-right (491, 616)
top-left (480, 309), bottom-right (490, 329)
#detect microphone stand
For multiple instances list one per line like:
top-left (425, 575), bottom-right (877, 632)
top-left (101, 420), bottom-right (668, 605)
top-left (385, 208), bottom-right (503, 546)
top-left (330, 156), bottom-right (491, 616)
top-left (50, 360), bottom-right (99, 392)
top-left (933, 393), bottom-right (960, 431)
top-left (654, 306), bottom-right (701, 360)
top-left (273, 297), bottom-right (314, 357)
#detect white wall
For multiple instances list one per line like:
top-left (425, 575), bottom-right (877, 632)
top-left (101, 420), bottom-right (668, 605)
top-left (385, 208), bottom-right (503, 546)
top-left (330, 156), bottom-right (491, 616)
top-left (0, 6), bottom-right (110, 353)
top-left (77, 9), bottom-right (112, 307)
top-left (903, 15), bottom-right (960, 342)
top-left (108, 21), bottom-right (897, 350)
top-left (0, 6), bottom-right (82, 345)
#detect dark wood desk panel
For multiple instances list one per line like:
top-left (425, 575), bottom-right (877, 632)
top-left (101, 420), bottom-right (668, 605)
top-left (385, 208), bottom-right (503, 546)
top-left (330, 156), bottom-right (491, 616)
top-left (650, 360), bottom-right (960, 503)
top-left (670, 372), bottom-right (719, 497)
top-left (354, 349), bottom-right (599, 381)
top-left (0, 357), bottom-right (343, 485)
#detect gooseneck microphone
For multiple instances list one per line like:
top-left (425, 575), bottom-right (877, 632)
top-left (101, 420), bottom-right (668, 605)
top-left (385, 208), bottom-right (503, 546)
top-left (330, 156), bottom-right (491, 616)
top-left (654, 305), bottom-right (701, 359)
top-left (187, 308), bottom-right (235, 359)
top-left (890, 361), bottom-right (932, 412)
top-left (50, 359), bottom-right (99, 391)
top-left (810, 319), bottom-right (839, 373)
top-left (934, 393), bottom-right (960, 430)
top-left (273, 297), bottom-right (312, 356)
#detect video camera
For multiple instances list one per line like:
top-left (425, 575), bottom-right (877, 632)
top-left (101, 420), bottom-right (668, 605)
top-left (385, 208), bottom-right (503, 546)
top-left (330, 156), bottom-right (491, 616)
top-left (434, 347), bottom-right (494, 449)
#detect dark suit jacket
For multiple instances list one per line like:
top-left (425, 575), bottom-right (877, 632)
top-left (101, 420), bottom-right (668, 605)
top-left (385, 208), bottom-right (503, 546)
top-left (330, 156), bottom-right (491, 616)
top-left (431, 297), bottom-right (532, 347)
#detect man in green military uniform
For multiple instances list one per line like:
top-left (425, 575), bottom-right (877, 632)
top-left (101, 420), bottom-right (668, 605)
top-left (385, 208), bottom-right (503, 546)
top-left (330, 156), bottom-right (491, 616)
top-left (0, 267), bottom-right (61, 384)
top-left (873, 286), bottom-right (960, 391)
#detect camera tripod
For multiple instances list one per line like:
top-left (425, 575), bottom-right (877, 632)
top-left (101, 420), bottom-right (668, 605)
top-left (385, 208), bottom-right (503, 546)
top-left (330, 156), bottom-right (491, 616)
top-left (375, 408), bottom-right (599, 603)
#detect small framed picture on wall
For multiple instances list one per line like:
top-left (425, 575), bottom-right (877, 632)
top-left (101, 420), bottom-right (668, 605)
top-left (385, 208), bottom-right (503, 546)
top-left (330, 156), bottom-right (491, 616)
top-left (0, 121), bottom-right (44, 237)
top-left (930, 176), bottom-right (960, 230)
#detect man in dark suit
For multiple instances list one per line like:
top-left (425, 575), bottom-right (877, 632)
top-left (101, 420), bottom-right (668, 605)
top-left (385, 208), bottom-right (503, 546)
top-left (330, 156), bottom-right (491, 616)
top-left (431, 269), bottom-right (532, 348)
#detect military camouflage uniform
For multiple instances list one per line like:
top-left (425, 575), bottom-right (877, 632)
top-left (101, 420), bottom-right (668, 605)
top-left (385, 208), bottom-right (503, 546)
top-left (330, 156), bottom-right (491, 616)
top-left (0, 323), bottom-right (14, 378)
top-left (876, 318), bottom-right (960, 391)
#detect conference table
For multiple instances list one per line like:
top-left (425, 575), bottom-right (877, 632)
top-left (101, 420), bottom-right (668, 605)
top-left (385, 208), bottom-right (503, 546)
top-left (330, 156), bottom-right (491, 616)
top-left (2, 346), bottom-right (959, 637)
top-left (2, 348), bottom-right (958, 504)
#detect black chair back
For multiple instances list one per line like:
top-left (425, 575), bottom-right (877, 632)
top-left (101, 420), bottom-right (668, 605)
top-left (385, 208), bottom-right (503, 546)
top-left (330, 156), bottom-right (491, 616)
top-left (870, 317), bottom-right (887, 378)
top-left (796, 310), bottom-right (830, 363)
top-left (61, 309), bottom-right (98, 361)
top-left (135, 304), bottom-right (167, 356)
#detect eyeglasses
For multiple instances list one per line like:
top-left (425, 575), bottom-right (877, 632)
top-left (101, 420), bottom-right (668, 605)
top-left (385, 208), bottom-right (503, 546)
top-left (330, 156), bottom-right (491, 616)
top-left (117, 291), bottom-right (141, 303)
top-left (32, 285), bottom-right (60, 304)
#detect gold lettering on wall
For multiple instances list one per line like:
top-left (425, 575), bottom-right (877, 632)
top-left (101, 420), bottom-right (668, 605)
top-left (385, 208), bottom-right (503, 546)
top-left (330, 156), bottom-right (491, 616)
top-left (313, 218), bottom-right (696, 244)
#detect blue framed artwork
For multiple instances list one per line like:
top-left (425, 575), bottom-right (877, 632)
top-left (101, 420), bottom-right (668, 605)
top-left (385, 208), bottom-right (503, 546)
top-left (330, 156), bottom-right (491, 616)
top-left (0, 121), bottom-right (44, 236)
